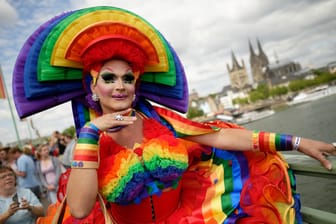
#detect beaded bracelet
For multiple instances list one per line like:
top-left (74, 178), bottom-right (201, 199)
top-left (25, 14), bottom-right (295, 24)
top-left (252, 131), bottom-right (293, 152)
top-left (71, 122), bottom-right (100, 169)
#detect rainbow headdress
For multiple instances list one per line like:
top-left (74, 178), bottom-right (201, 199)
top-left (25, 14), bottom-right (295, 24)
top-left (13, 6), bottom-right (188, 132)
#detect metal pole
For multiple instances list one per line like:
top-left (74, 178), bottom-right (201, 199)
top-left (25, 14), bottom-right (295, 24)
top-left (0, 65), bottom-right (22, 147)
top-left (26, 118), bottom-right (33, 139)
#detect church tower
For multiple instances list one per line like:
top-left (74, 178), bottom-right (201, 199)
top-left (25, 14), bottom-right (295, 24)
top-left (226, 51), bottom-right (249, 90)
top-left (249, 38), bottom-right (269, 83)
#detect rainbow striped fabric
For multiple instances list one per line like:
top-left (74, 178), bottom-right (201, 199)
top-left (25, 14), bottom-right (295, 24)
top-left (13, 6), bottom-right (189, 119)
top-left (154, 105), bottom-right (301, 223)
top-left (98, 130), bottom-right (189, 205)
top-left (95, 102), bottom-right (301, 223)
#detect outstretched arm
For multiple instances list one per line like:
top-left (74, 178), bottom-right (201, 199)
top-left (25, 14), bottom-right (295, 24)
top-left (184, 128), bottom-right (336, 170)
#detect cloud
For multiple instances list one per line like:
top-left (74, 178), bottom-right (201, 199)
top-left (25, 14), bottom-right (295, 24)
top-left (0, 105), bottom-right (11, 119)
top-left (0, 0), bottom-right (18, 27)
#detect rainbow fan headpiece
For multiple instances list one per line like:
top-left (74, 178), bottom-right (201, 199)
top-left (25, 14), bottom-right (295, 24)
top-left (13, 6), bottom-right (188, 132)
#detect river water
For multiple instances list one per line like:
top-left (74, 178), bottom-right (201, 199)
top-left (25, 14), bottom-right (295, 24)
top-left (243, 95), bottom-right (336, 143)
top-left (244, 95), bottom-right (336, 213)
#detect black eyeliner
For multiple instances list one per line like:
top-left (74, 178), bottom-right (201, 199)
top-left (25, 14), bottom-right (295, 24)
top-left (100, 73), bottom-right (116, 83)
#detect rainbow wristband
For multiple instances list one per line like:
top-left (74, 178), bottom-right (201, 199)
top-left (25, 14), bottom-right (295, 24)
top-left (252, 131), bottom-right (293, 152)
top-left (71, 122), bottom-right (100, 169)
top-left (252, 131), bottom-right (259, 151)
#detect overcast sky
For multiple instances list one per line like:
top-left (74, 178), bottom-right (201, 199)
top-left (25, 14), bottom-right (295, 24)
top-left (0, 0), bottom-right (335, 145)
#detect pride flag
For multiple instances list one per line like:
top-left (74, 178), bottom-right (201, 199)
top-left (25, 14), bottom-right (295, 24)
top-left (0, 66), bottom-right (7, 99)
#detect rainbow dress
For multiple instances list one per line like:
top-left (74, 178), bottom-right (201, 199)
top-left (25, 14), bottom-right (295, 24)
top-left (96, 102), bottom-right (302, 224)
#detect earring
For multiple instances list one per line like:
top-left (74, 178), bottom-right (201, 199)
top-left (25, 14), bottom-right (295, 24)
top-left (133, 94), bottom-right (136, 101)
top-left (92, 93), bottom-right (99, 102)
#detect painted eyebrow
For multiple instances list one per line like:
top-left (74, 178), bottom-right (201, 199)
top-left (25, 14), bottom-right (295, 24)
top-left (99, 72), bottom-right (134, 77)
top-left (99, 70), bottom-right (134, 76)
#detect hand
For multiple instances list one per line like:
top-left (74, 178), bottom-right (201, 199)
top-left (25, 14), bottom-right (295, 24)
top-left (298, 138), bottom-right (336, 170)
top-left (18, 197), bottom-right (30, 210)
top-left (7, 201), bottom-right (20, 216)
top-left (47, 184), bottom-right (56, 191)
top-left (91, 108), bottom-right (137, 131)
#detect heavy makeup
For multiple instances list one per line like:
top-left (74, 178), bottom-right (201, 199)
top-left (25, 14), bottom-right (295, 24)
top-left (91, 60), bottom-right (136, 114)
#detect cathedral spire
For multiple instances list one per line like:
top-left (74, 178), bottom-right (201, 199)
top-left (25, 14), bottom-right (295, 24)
top-left (257, 38), bottom-right (265, 55)
top-left (273, 49), bottom-right (279, 64)
top-left (249, 39), bottom-right (255, 56)
top-left (227, 50), bottom-right (249, 90)
top-left (231, 51), bottom-right (240, 70)
top-left (257, 38), bottom-right (269, 64)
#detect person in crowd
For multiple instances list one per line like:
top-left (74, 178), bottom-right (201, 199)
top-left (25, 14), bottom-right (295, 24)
top-left (14, 6), bottom-right (336, 224)
top-left (49, 131), bottom-right (67, 156)
top-left (6, 147), bottom-right (21, 173)
top-left (35, 143), bottom-right (64, 204)
top-left (0, 147), bottom-right (9, 167)
top-left (0, 165), bottom-right (44, 224)
top-left (61, 134), bottom-right (76, 169)
top-left (26, 141), bottom-right (36, 161)
top-left (48, 131), bottom-right (59, 157)
top-left (16, 145), bottom-right (41, 199)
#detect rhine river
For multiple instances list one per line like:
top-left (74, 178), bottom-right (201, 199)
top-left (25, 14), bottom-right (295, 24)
top-left (244, 95), bottom-right (336, 143)
top-left (244, 95), bottom-right (336, 213)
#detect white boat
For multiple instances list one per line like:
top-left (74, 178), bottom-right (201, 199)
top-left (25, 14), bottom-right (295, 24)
top-left (235, 109), bottom-right (275, 125)
top-left (288, 85), bottom-right (336, 106)
top-left (215, 114), bottom-right (235, 122)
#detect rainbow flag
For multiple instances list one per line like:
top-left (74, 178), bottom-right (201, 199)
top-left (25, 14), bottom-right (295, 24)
top-left (0, 66), bottom-right (6, 99)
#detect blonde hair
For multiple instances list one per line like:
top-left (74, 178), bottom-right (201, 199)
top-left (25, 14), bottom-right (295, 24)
top-left (22, 145), bottom-right (32, 155)
top-left (35, 143), bottom-right (49, 160)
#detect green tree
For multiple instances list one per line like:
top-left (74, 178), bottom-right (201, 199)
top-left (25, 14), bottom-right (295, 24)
top-left (233, 97), bottom-right (249, 105)
top-left (62, 126), bottom-right (76, 137)
top-left (249, 83), bottom-right (269, 102)
top-left (270, 86), bottom-right (288, 97)
top-left (187, 107), bottom-right (204, 119)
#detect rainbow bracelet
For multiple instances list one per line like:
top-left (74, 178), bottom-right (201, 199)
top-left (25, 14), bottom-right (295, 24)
top-left (252, 131), bottom-right (293, 152)
top-left (71, 122), bottom-right (100, 169)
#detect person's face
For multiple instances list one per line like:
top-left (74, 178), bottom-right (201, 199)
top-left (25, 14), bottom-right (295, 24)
top-left (0, 150), bottom-right (7, 161)
top-left (0, 170), bottom-right (16, 190)
top-left (91, 59), bottom-right (136, 113)
top-left (40, 146), bottom-right (50, 157)
top-left (8, 152), bottom-right (16, 162)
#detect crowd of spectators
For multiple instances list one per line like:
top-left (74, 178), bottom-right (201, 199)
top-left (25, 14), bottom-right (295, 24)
top-left (0, 131), bottom-right (76, 224)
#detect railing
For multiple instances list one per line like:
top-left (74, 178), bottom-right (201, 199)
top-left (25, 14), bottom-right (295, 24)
top-left (283, 154), bottom-right (336, 224)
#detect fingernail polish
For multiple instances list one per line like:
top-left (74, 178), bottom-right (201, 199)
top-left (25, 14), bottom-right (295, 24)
top-left (327, 164), bottom-right (332, 170)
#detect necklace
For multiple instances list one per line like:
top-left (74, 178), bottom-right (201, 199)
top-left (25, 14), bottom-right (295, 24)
top-left (106, 110), bottom-right (136, 132)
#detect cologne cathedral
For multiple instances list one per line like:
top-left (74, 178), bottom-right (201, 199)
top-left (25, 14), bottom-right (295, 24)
top-left (227, 38), bottom-right (302, 90)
